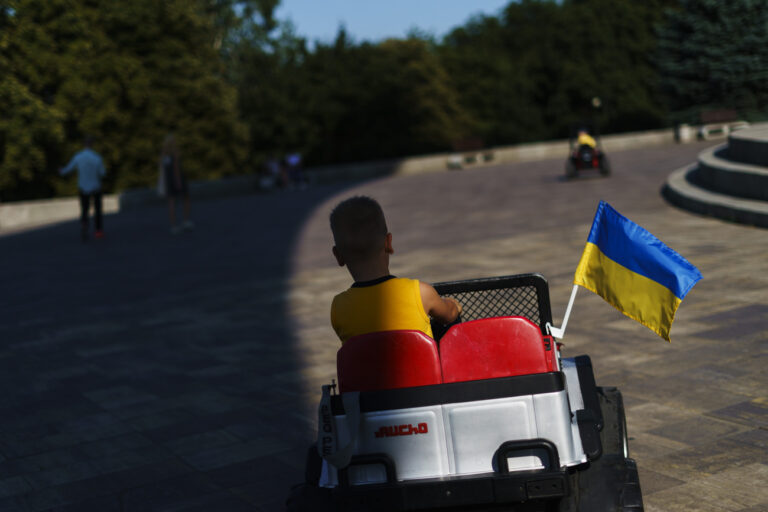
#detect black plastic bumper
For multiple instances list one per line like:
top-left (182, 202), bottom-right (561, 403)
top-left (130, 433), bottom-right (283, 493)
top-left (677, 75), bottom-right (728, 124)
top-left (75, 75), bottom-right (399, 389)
top-left (333, 439), bottom-right (568, 511)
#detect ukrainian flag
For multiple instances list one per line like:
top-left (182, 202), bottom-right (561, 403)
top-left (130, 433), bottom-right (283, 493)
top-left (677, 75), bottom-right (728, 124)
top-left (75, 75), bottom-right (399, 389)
top-left (574, 201), bottom-right (702, 341)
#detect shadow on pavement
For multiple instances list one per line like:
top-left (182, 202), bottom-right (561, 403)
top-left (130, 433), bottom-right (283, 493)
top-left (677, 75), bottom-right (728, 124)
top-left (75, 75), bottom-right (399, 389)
top-left (0, 184), bottom-right (352, 511)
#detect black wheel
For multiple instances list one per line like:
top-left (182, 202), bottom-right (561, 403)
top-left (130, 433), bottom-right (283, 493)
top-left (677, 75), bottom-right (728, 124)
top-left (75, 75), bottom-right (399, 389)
top-left (565, 160), bottom-right (577, 179)
top-left (560, 387), bottom-right (643, 511)
top-left (597, 387), bottom-right (628, 458)
top-left (599, 156), bottom-right (611, 176)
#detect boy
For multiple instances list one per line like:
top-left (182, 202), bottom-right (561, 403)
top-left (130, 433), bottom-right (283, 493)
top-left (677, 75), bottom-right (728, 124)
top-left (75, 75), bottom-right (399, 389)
top-left (329, 196), bottom-right (461, 343)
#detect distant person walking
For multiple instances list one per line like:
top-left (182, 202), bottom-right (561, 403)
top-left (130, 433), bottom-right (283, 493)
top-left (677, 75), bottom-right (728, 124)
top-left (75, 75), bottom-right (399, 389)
top-left (160, 133), bottom-right (193, 234)
top-left (59, 135), bottom-right (106, 242)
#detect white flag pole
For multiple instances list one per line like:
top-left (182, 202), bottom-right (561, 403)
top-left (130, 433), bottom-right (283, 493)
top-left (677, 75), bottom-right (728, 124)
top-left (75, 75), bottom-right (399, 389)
top-left (547, 284), bottom-right (578, 339)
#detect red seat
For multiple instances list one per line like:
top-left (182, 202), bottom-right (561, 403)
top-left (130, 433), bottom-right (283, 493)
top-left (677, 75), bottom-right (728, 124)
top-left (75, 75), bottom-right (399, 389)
top-left (337, 330), bottom-right (443, 392)
top-left (440, 316), bottom-right (554, 383)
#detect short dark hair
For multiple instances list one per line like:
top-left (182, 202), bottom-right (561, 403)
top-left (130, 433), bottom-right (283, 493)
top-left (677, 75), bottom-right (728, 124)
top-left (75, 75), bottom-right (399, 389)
top-left (330, 196), bottom-right (388, 262)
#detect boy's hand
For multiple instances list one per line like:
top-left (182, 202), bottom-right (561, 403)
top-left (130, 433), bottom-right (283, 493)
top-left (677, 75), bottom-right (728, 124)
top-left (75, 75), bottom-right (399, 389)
top-left (447, 297), bottom-right (462, 316)
top-left (420, 282), bottom-right (462, 325)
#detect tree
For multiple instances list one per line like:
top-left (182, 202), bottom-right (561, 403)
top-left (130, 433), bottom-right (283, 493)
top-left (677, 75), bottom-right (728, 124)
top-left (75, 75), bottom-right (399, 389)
top-left (0, 0), bottom-right (247, 200)
top-left (656, 0), bottom-right (768, 123)
top-left (439, 0), bottom-right (672, 145)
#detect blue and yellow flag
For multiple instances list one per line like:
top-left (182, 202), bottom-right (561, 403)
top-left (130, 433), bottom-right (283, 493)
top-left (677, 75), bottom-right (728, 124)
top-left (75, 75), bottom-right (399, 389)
top-left (574, 201), bottom-right (702, 341)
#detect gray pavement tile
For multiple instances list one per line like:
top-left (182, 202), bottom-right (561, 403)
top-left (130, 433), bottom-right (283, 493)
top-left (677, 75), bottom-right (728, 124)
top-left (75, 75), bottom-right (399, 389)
top-left (645, 437), bottom-right (768, 478)
top-left (23, 460), bottom-right (105, 489)
top-left (234, 481), bottom-right (287, 512)
top-left (700, 304), bottom-right (768, 323)
top-left (694, 319), bottom-right (768, 341)
top-left (78, 433), bottom-right (155, 459)
top-left (685, 364), bottom-right (751, 383)
top-left (0, 475), bottom-right (32, 498)
top-left (707, 400), bottom-right (768, 429)
top-left (205, 450), bottom-right (306, 490)
top-left (180, 437), bottom-right (292, 472)
top-left (726, 428), bottom-right (768, 449)
top-left (165, 429), bottom-right (242, 456)
top-left (120, 472), bottom-right (223, 512)
top-left (637, 466), bottom-right (685, 496)
top-left (39, 494), bottom-right (122, 512)
top-left (736, 505), bottom-right (768, 512)
top-left (172, 492), bottom-right (257, 512)
top-left (648, 416), bottom-right (747, 446)
top-left (643, 463), bottom-right (768, 512)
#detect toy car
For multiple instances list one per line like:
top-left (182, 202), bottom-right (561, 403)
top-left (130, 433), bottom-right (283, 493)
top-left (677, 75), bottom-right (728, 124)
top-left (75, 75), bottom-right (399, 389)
top-left (565, 129), bottom-right (611, 179)
top-left (287, 274), bottom-right (643, 511)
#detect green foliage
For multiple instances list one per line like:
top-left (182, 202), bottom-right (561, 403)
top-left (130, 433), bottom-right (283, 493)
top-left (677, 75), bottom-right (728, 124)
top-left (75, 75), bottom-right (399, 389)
top-left (656, 0), bottom-right (768, 122)
top-left (9, 0), bottom-right (767, 201)
top-left (233, 26), bottom-right (474, 167)
top-left (0, 0), bottom-right (246, 201)
top-left (440, 0), bottom-right (670, 143)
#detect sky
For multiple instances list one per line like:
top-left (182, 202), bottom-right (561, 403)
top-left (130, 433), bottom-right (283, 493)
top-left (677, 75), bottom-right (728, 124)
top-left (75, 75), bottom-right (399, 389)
top-left (273, 0), bottom-right (511, 45)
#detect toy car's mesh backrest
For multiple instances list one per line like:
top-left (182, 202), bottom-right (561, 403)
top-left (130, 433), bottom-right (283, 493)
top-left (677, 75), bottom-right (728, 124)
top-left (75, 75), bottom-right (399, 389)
top-left (433, 274), bottom-right (553, 334)
top-left (440, 316), bottom-right (552, 383)
top-left (337, 330), bottom-right (442, 392)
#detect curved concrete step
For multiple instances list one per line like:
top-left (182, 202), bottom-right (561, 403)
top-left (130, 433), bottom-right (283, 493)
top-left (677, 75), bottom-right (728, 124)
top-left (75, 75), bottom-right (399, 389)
top-left (696, 144), bottom-right (768, 201)
top-left (728, 124), bottom-right (768, 166)
top-left (662, 165), bottom-right (768, 228)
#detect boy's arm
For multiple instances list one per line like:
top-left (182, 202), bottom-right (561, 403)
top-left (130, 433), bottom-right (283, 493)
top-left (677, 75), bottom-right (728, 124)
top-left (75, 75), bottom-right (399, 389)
top-left (420, 281), bottom-right (462, 325)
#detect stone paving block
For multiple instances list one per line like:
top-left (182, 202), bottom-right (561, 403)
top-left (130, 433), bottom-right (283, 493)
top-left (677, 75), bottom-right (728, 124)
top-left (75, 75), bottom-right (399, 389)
top-left (165, 429), bottom-right (242, 457)
top-left (706, 398), bottom-right (768, 428)
top-left (628, 431), bottom-right (690, 460)
top-left (180, 437), bottom-right (292, 472)
top-left (39, 493), bottom-right (122, 512)
top-left (23, 460), bottom-right (104, 490)
top-left (648, 415), bottom-right (747, 446)
top-left (726, 427), bottom-right (768, 449)
top-left (205, 449), bottom-right (307, 490)
top-left (701, 304), bottom-right (768, 323)
top-left (646, 437), bottom-right (768, 479)
top-left (637, 466), bottom-right (685, 496)
top-left (83, 385), bottom-right (159, 410)
top-left (171, 492), bottom-right (257, 512)
top-left (120, 472), bottom-right (223, 512)
top-left (0, 475), bottom-right (32, 498)
top-left (644, 463), bottom-right (768, 512)
top-left (623, 372), bottom-right (754, 413)
top-left (625, 402), bottom-right (701, 433)
top-left (694, 319), bottom-right (768, 341)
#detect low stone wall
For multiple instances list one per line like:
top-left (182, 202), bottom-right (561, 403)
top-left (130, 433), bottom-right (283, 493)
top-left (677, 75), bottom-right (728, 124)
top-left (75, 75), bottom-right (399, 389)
top-left (119, 175), bottom-right (263, 210)
top-left (310, 127), bottom-right (678, 183)
top-left (0, 126), bottom-right (715, 232)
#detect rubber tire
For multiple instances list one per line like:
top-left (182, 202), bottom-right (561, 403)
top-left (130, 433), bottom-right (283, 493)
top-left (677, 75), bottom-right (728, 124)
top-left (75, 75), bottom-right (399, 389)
top-left (558, 387), bottom-right (643, 512)
top-left (597, 387), bottom-right (628, 458)
top-left (566, 160), bottom-right (577, 179)
top-left (599, 156), bottom-right (611, 176)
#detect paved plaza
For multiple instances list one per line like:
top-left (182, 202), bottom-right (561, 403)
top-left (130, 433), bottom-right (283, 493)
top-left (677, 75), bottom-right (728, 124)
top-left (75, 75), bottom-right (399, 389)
top-left (1, 139), bottom-right (766, 511)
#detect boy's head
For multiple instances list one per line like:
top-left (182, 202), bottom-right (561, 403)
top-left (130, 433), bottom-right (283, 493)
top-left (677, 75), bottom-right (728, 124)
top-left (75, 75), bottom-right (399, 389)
top-left (330, 196), bottom-right (390, 266)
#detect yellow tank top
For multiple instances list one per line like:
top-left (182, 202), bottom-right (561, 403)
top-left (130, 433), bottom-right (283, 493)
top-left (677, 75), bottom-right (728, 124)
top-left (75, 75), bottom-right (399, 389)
top-left (331, 277), bottom-right (433, 343)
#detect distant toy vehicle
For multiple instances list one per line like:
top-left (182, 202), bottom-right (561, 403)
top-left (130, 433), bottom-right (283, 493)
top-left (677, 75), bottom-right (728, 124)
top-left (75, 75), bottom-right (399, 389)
top-left (287, 274), bottom-right (643, 511)
top-left (566, 127), bottom-right (611, 179)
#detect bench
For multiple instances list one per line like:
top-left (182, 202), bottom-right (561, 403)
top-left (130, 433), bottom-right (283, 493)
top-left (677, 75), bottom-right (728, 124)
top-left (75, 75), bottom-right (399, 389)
top-left (698, 109), bottom-right (749, 140)
top-left (447, 137), bottom-right (495, 169)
